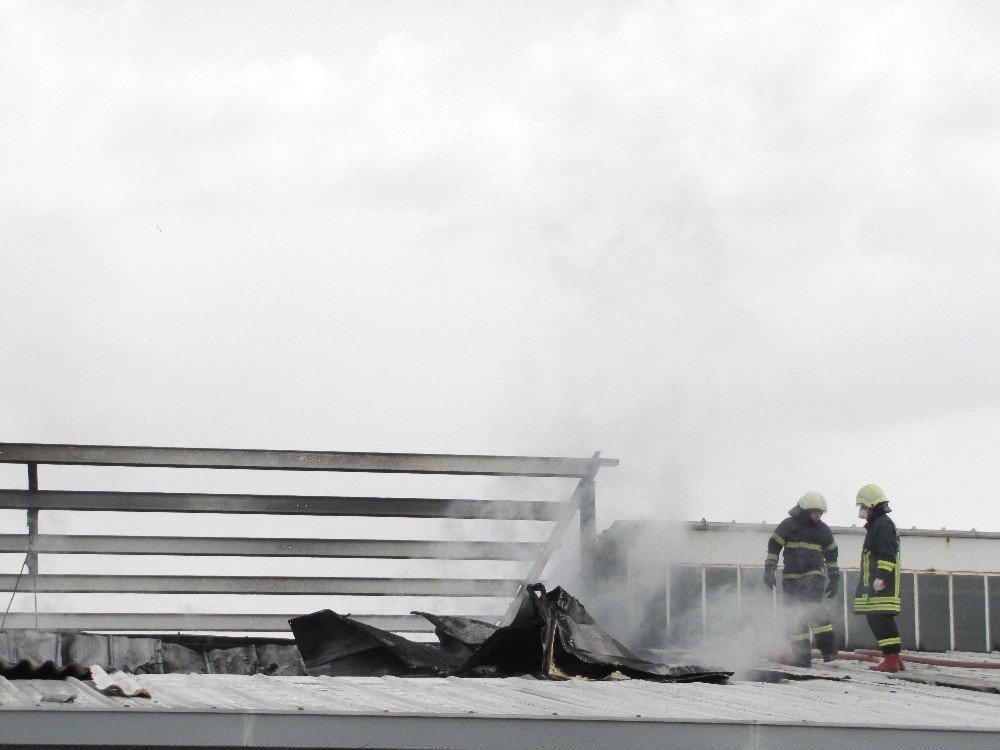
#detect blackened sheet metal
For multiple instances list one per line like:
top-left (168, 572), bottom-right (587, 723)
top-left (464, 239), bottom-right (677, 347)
top-left (0, 655), bottom-right (89, 680)
top-left (289, 586), bottom-right (731, 682)
top-left (256, 644), bottom-right (304, 676)
top-left (541, 586), bottom-right (732, 682)
top-left (456, 585), bottom-right (732, 683)
top-left (161, 642), bottom-right (208, 674)
top-left (1, 630), bottom-right (305, 679)
top-left (290, 610), bottom-right (457, 677)
top-left (450, 609), bottom-right (546, 678)
top-left (0, 630), bottom-right (88, 679)
top-left (63, 633), bottom-right (161, 675)
top-left (159, 641), bottom-right (303, 676)
top-left (411, 612), bottom-right (498, 658)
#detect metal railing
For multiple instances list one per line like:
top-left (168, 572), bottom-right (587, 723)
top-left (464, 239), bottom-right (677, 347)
top-left (645, 564), bottom-right (1000, 653)
top-left (0, 443), bottom-right (616, 633)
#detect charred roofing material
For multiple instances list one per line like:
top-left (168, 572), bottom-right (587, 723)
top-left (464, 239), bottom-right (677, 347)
top-left (0, 630), bottom-right (305, 679)
top-left (290, 610), bottom-right (458, 677)
top-left (291, 585), bottom-right (732, 683)
top-left (64, 632), bottom-right (161, 674)
top-left (457, 584), bottom-right (732, 682)
top-left (3, 586), bottom-right (728, 683)
top-left (0, 630), bottom-right (87, 680)
top-left (411, 611), bottom-right (498, 658)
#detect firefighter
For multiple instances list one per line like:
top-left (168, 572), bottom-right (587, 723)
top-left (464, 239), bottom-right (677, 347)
top-left (763, 491), bottom-right (840, 667)
top-left (854, 484), bottom-right (904, 672)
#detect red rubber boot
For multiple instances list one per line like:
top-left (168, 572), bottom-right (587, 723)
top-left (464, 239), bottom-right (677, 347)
top-left (868, 653), bottom-right (904, 672)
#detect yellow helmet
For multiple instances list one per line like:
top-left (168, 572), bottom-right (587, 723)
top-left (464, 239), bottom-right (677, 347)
top-left (797, 491), bottom-right (828, 512)
top-left (856, 484), bottom-right (887, 508)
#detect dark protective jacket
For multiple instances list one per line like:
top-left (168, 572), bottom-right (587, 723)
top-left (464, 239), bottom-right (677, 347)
top-left (764, 508), bottom-right (839, 584)
top-left (853, 506), bottom-right (901, 614)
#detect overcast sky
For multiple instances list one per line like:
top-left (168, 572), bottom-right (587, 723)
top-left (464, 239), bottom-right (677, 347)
top-left (3, 0), bottom-right (1000, 534)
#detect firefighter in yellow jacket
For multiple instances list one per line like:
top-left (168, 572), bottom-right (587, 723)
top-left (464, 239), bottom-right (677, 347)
top-left (763, 492), bottom-right (840, 667)
top-left (854, 484), bottom-right (904, 672)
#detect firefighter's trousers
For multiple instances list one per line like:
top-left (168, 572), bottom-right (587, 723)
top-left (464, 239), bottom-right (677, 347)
top-left (866, 613), bottom-right (902, 655)
top-left (783, 574), bottom-right (837, 661)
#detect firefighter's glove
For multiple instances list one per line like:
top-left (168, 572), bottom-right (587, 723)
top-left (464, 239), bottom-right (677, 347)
top-left (872, 577), bottom-right (887, 593)
top-left (763, 569), bottom-right (776, 590)
top-left (825, 577), bottom-right (839, 598)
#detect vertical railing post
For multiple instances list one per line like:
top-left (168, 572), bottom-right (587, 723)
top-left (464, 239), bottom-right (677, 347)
top-left (736, 565), bottom-right (743, 622)
top-left (27, 462), bottom-right (40, 627)
top-left (983, 575), bottom-right (991, 653)
top-left (26, 463), bottom-right (38, 576)
top-left (700, 566), bottom-right (708, 637)
top-left (578, 451), bottom-right (601, 576)
top-left (948, 573), bottom-right (956, 652)
top-left (664, 565), bottom-right (672, 644)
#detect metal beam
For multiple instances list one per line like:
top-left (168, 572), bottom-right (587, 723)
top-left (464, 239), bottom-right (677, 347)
top-left (0, 612), bottom-right (442, 632)
top-left (0, 490), bottom-right (561, 520)
top-left (0, 443), bottom-right (618, 478)
top-left (689, 519), bottom-right (1000, 541)
top-left (1, 710), bottom-right (999, 750)
top-left (0, 534), bottom-right (543, 560)
top-left (0, 574), bottom-right (521, 596)
top-left (0, 443), bottom-right (617, 635)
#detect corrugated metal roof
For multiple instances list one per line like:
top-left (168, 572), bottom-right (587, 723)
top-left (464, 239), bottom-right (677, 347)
top-left (2, 655), bottom-right (1000, 748)
top-left (38, 663), bottom-right (996, 725)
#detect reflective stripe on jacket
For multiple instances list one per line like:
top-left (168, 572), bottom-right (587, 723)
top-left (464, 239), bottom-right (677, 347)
top-left (765, 510), bottom-right (839, 582)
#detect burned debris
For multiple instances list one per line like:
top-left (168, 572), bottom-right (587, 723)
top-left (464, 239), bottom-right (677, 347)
top-left (3, 587), bottom-right (729, 683)
top-left (289, 609), bottom-right (457, 677)
top-left (291, 584), bottom-right (731, 683)
top-left (0, 446), bottom-right (729, 686)
top-left (0, 630), bottom-right (304, 679)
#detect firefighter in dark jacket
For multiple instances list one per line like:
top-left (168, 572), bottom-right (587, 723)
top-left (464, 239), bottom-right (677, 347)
top-left (763, 491), bottom-right (840, 667)
top-left (854, 484), bottom-right (904, 672)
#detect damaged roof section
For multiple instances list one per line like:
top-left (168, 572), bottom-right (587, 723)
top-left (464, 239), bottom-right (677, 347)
top-left (0, 630), bottom-right (304, 679)
top-left (290, 611), bottom-right (457, 677)
top-left (292, 585), bottom-right (731, 683)
top-left (4, 587), bottom-right (729, 683)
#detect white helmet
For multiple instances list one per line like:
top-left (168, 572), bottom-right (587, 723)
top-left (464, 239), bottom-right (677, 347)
top-left (797, 491), bottom-right (828, 512)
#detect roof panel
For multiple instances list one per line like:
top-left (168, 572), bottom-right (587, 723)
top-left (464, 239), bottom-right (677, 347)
top-left (2, 656), bottom-right (1000, 725)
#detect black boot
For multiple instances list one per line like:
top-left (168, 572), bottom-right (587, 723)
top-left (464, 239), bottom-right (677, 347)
top-left (814, 630), bottom-right (837, 662)
top-left (790, 643), bottom-right (812, 667)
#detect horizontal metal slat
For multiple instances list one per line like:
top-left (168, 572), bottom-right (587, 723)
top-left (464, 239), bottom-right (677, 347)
top-left (0, 443), bottom-right (617, 477)
top-left (0, 612), bottom-right (449, 632)
top-left (0, 490), bottom-right (561, 520)
top-left (0, 534), bottom-right (543, 560)
top-left (0, 574), bottom-right (521, 596)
